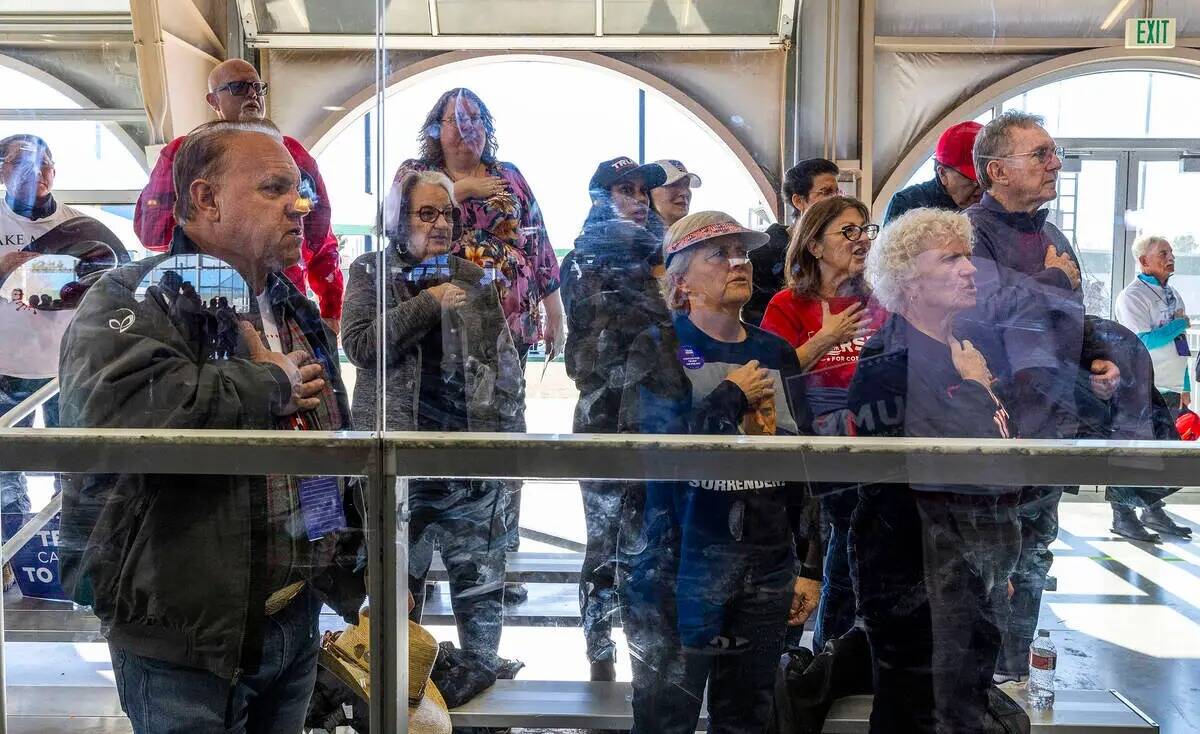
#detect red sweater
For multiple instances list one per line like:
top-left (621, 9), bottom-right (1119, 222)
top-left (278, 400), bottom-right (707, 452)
top-left (759, 289), bottom-right (888, 390)
top-left (134, 135), bottom-right (344, 319)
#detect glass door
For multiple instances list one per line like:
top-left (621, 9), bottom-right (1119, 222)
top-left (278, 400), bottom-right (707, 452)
top-left (1128, 151), bottom-right (1200, 317)
top-left (1051, 149), bottom-right (1125, 318)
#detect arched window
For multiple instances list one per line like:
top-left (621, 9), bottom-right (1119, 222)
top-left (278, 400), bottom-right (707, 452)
top-left (316, 57), bottom-right (774, 267)
top-left (894, 69), bottom-right (1200, 317)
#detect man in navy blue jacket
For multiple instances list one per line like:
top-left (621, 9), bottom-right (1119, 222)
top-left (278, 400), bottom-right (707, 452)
top-left (966, 110), bottom-right (1124, 684)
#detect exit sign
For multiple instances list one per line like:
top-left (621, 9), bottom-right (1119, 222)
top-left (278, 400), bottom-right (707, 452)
top-left (1126, 18), bottom-right (1176, 49)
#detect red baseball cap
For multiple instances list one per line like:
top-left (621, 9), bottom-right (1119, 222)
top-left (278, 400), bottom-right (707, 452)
top-left (934, 121), bottom-right (983, 182)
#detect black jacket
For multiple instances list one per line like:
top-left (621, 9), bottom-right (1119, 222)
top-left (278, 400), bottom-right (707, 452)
top-left (57, 235), bottom-right (365, 680)
top-left (848, 314), bottom-right (1020, 495)
top-left (745, 222), bottom-right (789, 327)
top-left (883, 176), bottom-right (959, 224)
top-left (561, 219), bottom-right (669, 433)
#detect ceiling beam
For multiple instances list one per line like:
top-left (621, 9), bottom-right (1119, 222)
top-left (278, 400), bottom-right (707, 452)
top-left (248, 33), bottom-right (785, 51)
top-left (876, 35), bottom-right (1200, 53)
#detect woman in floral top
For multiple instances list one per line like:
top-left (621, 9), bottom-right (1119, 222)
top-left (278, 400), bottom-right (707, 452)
top-left (395, 88), bottom-right (562, 577)
top-left (394, 87), bottom-right (563, 360)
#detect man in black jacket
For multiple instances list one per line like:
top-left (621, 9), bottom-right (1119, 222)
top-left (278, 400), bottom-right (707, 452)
top-left (746, 158), bottom-right (840, 325)
top-left (884, 121), bottom-right (982, 223)
top-left (58, 119), bottom-right (365, 733)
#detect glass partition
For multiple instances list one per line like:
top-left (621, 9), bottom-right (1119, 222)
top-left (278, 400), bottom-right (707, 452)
top-left (3, 0), bottom-right (1200, 732)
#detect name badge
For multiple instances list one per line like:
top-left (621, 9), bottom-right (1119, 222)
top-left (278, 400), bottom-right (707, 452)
top-left (298, 476), bottom-right (347, 541)
top-left (1175, 334), bottom-right (1191, 357)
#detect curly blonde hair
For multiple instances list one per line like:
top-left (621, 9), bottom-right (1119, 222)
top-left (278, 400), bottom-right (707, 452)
top-left (865, 208), bottom-right (974, 312)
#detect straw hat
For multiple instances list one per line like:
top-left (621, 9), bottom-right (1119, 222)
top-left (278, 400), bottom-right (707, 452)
top-left (408, 620), bottom-right (452, 734)
top-left (321, 611), bottom-right (451, 734)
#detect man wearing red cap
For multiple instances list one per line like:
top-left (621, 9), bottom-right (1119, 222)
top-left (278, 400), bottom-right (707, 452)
top-left (883, 121), bottom-right (983, 223)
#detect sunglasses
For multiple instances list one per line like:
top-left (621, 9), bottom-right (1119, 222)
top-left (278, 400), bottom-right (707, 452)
top-left (415, 206), bottom-right (460, 225)
top-left (213, 81), bottom-right (268, 98)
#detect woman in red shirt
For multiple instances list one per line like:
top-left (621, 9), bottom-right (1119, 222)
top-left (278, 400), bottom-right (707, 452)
top-left (760, 195), bottom-right (886, 652)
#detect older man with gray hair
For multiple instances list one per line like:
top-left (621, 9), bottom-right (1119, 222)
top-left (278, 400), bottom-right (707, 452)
top-left (1106, 234), bottom-right (1193, 542)
top-left (58, 119), bottom-right (365, 733)
top-left (135, 58), bottom-right (345, 332)
top-left (966, 110), bottom-right (1125, 685)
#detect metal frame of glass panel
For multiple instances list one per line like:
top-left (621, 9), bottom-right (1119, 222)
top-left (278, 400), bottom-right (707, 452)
top-left (1, 428), bottom-right (1198, 731)
top-left (235, 0), bottom-right (795, 49)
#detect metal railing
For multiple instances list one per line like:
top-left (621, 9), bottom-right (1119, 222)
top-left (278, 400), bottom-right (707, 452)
top-left (0, 427), bottom-right (1198, 731)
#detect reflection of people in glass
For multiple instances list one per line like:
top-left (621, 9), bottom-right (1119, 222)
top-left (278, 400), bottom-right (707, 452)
top-left (135, 59), bottom-right (345, 332)
top-left (214, 296), bottom-right (238, 359)
top-left (395, 87), bottom-right (563, 574)
top-left (849, 208), bottom-right (1021, 732)
top-left (760, 195), bottom-right (887, 652)
top-left (0, 134), bottom-right (120, 541)
top-left (620, 211), bottom-right (817, 734)
top-left (561, 156), bottom-right (670, 680)
top-left (342, 169), bottom-right (523, 658)
top-left (58, 120), bottom-right (364, 732)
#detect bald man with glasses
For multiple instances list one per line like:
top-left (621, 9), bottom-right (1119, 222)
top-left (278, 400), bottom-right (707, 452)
top-left (134, 59), bottom-right (345, 333)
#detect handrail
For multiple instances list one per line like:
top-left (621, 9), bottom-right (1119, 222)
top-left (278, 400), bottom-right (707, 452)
top-left (0, 426), bottom-right (1194, 732)
top-left (0, 428), bottom-right (1195, 485)
top-left (0, 378), bottom-right (58, 429)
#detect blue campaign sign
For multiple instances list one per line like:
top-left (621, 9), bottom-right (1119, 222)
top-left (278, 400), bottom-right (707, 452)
top-left (2, 512), bottom-right (70, 602)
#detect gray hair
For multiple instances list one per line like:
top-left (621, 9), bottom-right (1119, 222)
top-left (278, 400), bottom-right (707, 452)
top-left (1132, 234), bottom-right (1170, 262)
top-left (972, 110), bottom-right (1046, 192)
top-left (661, 210), bottom-right (738, 315)
top-left (173, 119), bottom-right (283, 222)
top-left (865, 207), bottom-right (974, 313)
top-left (383, 169), bottom-right (457, 245)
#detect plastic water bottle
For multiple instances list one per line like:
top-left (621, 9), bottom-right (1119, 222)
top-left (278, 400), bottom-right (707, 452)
top-left (1028, 629), bottom-right (1057, 709)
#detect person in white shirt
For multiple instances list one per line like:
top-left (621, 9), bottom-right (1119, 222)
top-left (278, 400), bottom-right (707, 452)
top-left (1108, 234), bottom-right (1193, 542)
top-left (0, 135), bottom-right (123, 539)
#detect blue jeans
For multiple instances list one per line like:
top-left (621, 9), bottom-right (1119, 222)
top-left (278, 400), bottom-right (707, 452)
top-left (997, 486), bottom-right (1063, 677)
top-left (853, 487), bottom-right (1020, 733)
top-left (110, 591), bottom-right (321, 734)
top-left (813, 489), bottom-right (858, 652)
top-left (408, 479), bottom-right (507, 656)
top-left (625, 500), bottom-right (793, 734)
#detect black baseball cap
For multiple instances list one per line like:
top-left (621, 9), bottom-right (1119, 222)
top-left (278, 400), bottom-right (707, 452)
top-left (589, 156), bottom-right (667, 192)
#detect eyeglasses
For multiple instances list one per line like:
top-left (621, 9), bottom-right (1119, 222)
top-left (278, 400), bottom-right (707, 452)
top-left (441, 114), bottom-right (485, 128)
top-left (414, 206), bottom-right (459, 225)
top-left (825, 224), bottom-right (879, 242)
top-left (982, 145), bottom-right (1064, 165)
top-left (703, 244), bottom-right (750, 267)
top-left (213, 81), bottom-right (268, 98)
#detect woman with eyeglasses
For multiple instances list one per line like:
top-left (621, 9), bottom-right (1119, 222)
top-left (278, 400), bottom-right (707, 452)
top-left (395, 89), bottom-right (562, 592)
top-left (394, 88), bottom-right (563, 362)
top-left (618, 211), bottom-right (818, 734)
top-left (760, 195), bottom-right (888, 654)
top-left (341, 170), bottom-right (523, 659)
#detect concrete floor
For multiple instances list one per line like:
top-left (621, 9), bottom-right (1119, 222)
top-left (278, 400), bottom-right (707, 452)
top-left (6, 363), bottom-right (1200, 731)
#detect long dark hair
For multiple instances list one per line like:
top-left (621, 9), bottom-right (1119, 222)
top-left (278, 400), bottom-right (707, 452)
top-left (785, 195), bottom-right (871, 298)
top-left (417, 88), bottom-right (499, 167)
